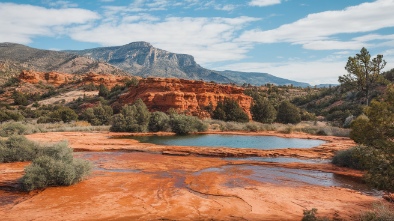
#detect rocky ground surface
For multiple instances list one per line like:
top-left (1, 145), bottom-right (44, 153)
top-left (0, 131), bottom-right (390, 220)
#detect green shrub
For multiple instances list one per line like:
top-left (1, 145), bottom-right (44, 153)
top-left (81, 103), bottom-right (113, 126)
top-left (212, 98), bottom-right (249, 123)
top-left (98, 84), bottom-right (110, 97)
top-left (110, 99), bottom-right (151, 132)
top-left (276, 100), bottom-right (301, 124)
top-left (148, 111), bottom-right (171, 132)
top-left (170, 114), bottom-right (208, 135)
top-left (359, 202), bottom-right (394, 221)
top-left (19, 141), bottom-right (91, 191)
top-left (301, 208), bottom-right (330, 221)
top-left (0, 136), bottom-right (40, 163)
top-left (251, 98), bottom-right (276, 123)
top-left (125, 77), bottom-right (139, 87)
top-left (332, 147), bottom-right (365, 170)
top-left (37, 106), bottom-right (78, 123)
top-left (3, 77), bottom-right (20, 87)
top-left (0, 121), bottom-right (41, 137)
top-left (12, 91), bottom-right (29, 106)
top-left (0, 109), bottom-right (24, 123)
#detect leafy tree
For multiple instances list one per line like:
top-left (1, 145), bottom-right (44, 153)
top-left (212, 98), bottom-right (249, 123)
top-left (148, 111), bottom-right (171, 132)
top-left (276, 100), bottom-right (301, 124)
top-left (110, 99), bottom-right (151, 132)
top-left (52, 106), bottom-right (78, 123)
top-left (81, 103), bottom-right (113, 125)
top-left (339, 47), bottom-right (386, 106)
top-left (251, 98), bottom-right (276, 123)
top-left (38, 106), bottom-right (78, 123)
top-left (349, 85), bottom-right (394, 191)
top-left (169, 113), bottom-right (208, 135)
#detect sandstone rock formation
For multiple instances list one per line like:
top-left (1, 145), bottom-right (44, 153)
top-left (18, 70), bottom-right (75, 87)
top-left (0, 43), bottom-right (128, 76)
top-left (118, 77), bottom-right (252, 118)
top-left (18, 70), bottom-right (131, 89)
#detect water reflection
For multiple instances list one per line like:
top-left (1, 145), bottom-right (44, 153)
top-left (130, 134), bottom-right (326, 150)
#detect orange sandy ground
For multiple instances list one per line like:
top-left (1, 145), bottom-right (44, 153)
top-left (0, 131), bottom-right (389, 220)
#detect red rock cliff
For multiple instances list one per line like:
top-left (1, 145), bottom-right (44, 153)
top-left (18, 70), bottom-right (131, 89)
top-left (118, 78), bottom-right (252, 119)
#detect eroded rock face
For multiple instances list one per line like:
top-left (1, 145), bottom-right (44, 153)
top-left (118, 77), bottom-right (252, 118)
top-left (18, 70), bottom-right (131, 89)
top-left (18, 70), bottom-right (75, 87)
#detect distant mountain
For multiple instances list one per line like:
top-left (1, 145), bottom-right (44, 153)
top-left (66, 42), bottom-right (310, 86)
top-left (217, 70), bottom-right (310, 87)
top-left (0, 43), bottom-right (127, 77)
top-left (66, 42), bottom-right (232, 83)
top-left (1, 41), bottom-right (311, 87)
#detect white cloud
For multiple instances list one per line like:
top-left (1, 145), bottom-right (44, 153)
top-left (214, 4), bottom-right (236, 11)
top-left (0, 3), bottom-right (99, 44)
top-left (249, 0), bottom-right (281, 7)
top-left (41, 0), bottom-right (78, 8)
top-left (70, 16), bottom-right (260, 64)
top-left (239, 0), bottom-right (394, 50)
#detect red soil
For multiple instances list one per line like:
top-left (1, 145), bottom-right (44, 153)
top-left (0, 131), bottom-right (388, 220)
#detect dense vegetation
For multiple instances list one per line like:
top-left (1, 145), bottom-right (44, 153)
top-left (0, 136), bottom-right (91, 191)
top-left (212, 98), bottom-right (249, 123)
top-left (331, 48), bottom-right (394, 192)
top-left (110, 99), bottom-right (208, 135)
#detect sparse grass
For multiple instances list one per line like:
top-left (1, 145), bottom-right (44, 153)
top-left (203, 119), bottom-right (350, 137)
top-left (359, 202), bottom-right (394, 221)
top-left (0, 121), bottom-right (42, 137)
top-left (37, 121), bottom-right (110, 132)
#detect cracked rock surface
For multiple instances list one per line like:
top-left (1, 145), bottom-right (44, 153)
top-left (0, 131), bottom-right (390, 220)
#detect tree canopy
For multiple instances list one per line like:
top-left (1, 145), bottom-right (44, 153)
top-left (251, 98), bottom-right (276, 123)
top-left (339, 47), bottom-right (386, 106)
top-left (212, 98), bottom-right (249, 123)
top-left (276, 100), bottom-right (301, 124)
top-left (350, 84), bottom-right (394, 192)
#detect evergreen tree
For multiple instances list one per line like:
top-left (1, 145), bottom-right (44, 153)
top-left (276, 100), bottom-right (301, 124)
top-left (251, 98), bottom-right (276, 123)
top-left (212, 98), bottom-right (249, 123)
top-left (110, 99), bottom-right (150, 132)
top-left (339, 47), bottom-right (386, 105)
top-left (349, 85), bottom-right (394, 191)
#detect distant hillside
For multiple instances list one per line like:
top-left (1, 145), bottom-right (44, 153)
top-left (217, 70), bottom-right (310, 87)
top-left (0, 43), bottom-right (127, 80)
top-left (1, 42), bottom-right (311, 86)
top-left (66, 42), bottom-right (232, 83)
top-left (66, 42), bottom-right (310, 86)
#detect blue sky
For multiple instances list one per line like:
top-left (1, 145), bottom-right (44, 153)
top-left (1, 0), bottom-right (394, 85)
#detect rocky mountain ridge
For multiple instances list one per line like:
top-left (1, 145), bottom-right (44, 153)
top-left (66, 42), bottom-right (232, 83)
top-left (1, 42), bottom-right (310, 87)
top-left (0, 42), bottom-right (128, 82)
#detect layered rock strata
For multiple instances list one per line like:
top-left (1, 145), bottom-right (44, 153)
top-left (118, 77), bottom-right (252, 118)
top-left (18, 70), bottom-right (131, 89)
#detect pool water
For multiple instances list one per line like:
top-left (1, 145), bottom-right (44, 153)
top-left (131, 134), bottom-right (326, 150)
